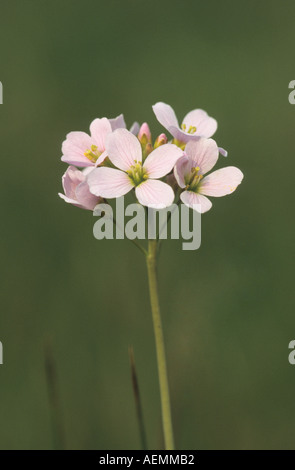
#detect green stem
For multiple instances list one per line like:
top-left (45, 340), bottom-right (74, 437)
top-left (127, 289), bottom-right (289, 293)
top-left (146, 239), bottom-right (174, 450)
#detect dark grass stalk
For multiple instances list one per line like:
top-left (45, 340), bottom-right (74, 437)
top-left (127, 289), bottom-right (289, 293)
top-left (128, 346), bottom-right (148, 450)
top-left (44, 340), bottom-right (66, 450)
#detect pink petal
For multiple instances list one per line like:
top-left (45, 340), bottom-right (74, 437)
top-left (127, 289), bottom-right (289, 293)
top-left (75, 180), bottom-right (101, 210)
top-left (59, 192), bottom-right (84, 208)
top-left (59, 166), bottom-right (100, 210)
top-left (82, 167), bottom-right (95, 177)
top-left (219, 147), bottom-right (228, 157)
top-left (61, 131), bottom-right (94, 167)
top-left (87, 167), bottom-right (133, 198)
top-left (106, 128), bottom-right (142, 171)
top-left (109, 114), bottom-right (126, 131)
top-left (62, 166), bottom-right (85, 198)
top-left (199, 166), bottom-right (244, 197)
top-left (96, 150), bottom-right (108, 166)
top-left (135, 179), bottom-right (175, 208)
top-left (168, 125), bottom-right (201, 143)
top-left (180, 191), bottom-right (212, 213)
top-left (129, 122), bottom-right (140, 135)
top-left (144, 144), bottom-right (183, 178)
top-left (61, 155), bottom-right (94, 167)
top-left (174, 156), bottom-right (191, 188)
top-left (185, 138), bottom-right (219, 175)
top-left (182, 109), bottom-right (217, 138)
top-left (152, 102), bottom-right (179, 130)
top-left (89, 118), bottom-right (112, 152)
top-left (183, 109), bottom-right (208, 124)
top-left (59, 192), bottom-right (97, 211)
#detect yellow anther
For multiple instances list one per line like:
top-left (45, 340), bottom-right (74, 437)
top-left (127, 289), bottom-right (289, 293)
top-left (127, 161), bottom-right (148, 186)
top-left (181, 123), bottom-right (187, 131)
top-left (185, 166), bottom-right (203, 191)
top-left (188, 126), bottom-right (197, 134)
top-left (84, 144), bottom-right (101, 163)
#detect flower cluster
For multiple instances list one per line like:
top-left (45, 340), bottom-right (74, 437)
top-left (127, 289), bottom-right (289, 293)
top-left (59, 102), bottom-right (243, 213)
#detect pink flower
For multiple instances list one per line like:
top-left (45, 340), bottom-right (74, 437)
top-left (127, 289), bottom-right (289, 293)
top-left (88, 129), bottom-right (183, 208)
top-left (61, 118), bottom-right (112, 168)
top-left (61, 115), bottom-right (140, 168)
top-left (59, 166), bottom-right (102, 210)
top-left (174, 138), bottom-right (243, 213)
top-left (153, 102), bottom-right (217, 140)
top-left (153, 102), bottom-right (227, 156)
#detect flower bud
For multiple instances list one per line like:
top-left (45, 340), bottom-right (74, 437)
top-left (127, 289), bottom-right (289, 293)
top-left (154, 133), bottom-right (168, 148)
top-left (138, 122), bottom-right (152, 144)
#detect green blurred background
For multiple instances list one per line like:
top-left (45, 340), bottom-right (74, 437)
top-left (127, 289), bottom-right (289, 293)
top-left (1, 0), bottom-right (295, 450)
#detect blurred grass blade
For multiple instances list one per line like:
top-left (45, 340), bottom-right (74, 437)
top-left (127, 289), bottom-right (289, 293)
top-left (44, 339), bottom-right (66, 450)
top-left (128, 346), bottom-right (147, 450)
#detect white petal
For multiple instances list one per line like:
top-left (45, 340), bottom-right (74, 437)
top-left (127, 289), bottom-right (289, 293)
top-left (180, 191), bottom-right (212, 213)
top-left (106, 128), bottom-right (142, 171)
top-left (135, 179), bottom-right (175, 208)
top-left (199, 167), bottom-right (244, 197)
top-left (152, 102), bottom-right (179, 130)
top-left (87, 167), bottom-right (133, 198)
top-left (185, 138), bottom-right (219, 175)
top-left (144, 144), bottom-right (183, 178)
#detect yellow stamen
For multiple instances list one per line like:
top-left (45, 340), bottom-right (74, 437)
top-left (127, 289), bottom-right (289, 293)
top-left (128, 161), bottom-right (148, 186)
top-left (188, 125), bottom-right (197, 134)
top-left (84, 144), bottom-right (101, 163)
top-left (185, 166), bottom-right (203, 191)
